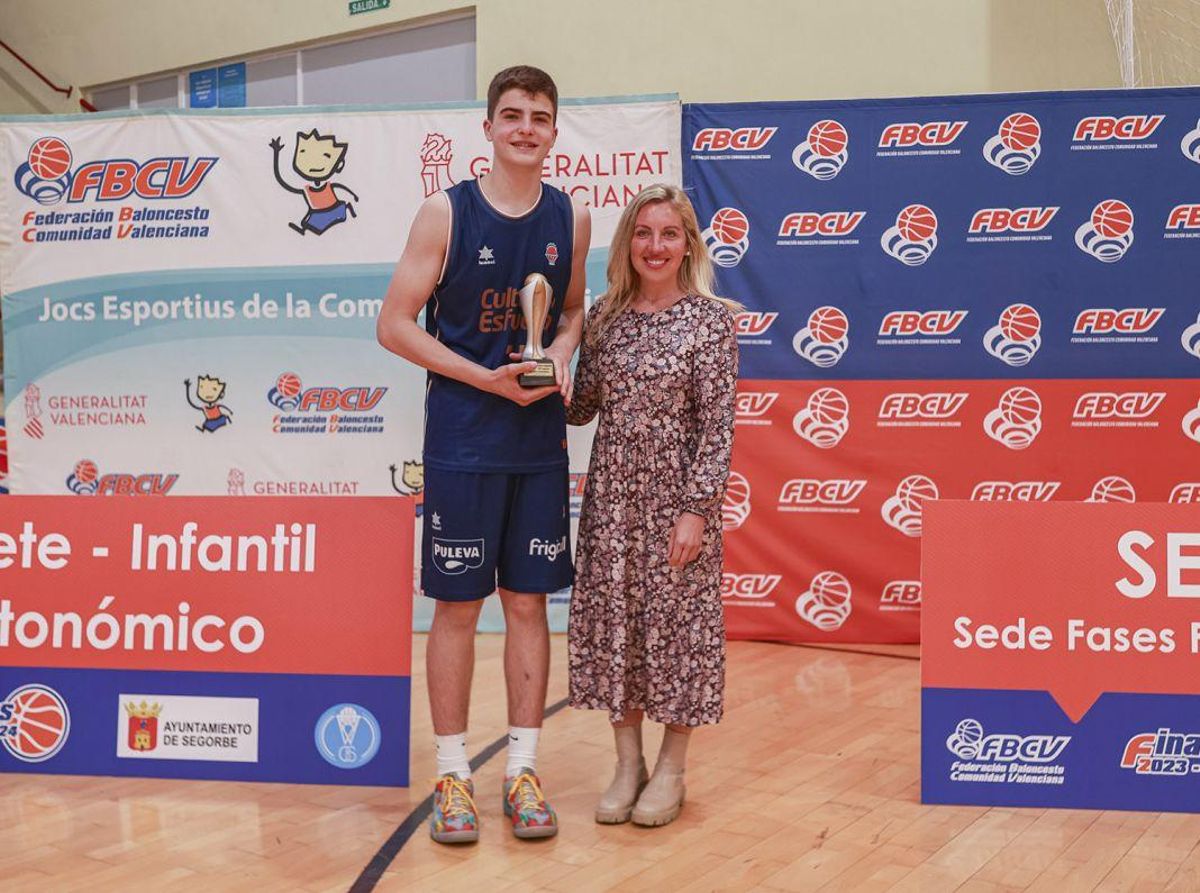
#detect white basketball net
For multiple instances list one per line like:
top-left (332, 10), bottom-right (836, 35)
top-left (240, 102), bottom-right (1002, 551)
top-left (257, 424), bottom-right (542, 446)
top-left (1104, 0), bottom-right (1200, 87)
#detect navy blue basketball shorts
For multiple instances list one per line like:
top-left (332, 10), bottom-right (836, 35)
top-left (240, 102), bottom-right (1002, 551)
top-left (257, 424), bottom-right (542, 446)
top-left (421, 466), bottom-right (573, 602)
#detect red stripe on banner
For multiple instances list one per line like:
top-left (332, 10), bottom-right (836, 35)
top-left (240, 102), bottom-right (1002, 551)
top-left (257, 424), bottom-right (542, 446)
top-left (723, 379), bottom-right (1200, 644)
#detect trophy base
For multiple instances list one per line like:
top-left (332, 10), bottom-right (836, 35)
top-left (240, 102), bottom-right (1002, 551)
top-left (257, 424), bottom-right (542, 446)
top-left (519, 360), bottom-right (557, 388)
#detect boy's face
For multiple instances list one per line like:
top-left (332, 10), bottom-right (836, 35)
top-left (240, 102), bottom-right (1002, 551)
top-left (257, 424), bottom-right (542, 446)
top-left (484, 89), bottom-right (557, 169)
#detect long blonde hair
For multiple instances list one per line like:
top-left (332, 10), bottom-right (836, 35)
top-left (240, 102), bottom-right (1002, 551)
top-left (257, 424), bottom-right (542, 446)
top-left (587, 184), bottom-right (742, 346)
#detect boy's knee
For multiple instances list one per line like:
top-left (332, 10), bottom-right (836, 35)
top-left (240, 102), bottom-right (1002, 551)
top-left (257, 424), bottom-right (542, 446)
top-left (498, 589), bottom-right (547, 624)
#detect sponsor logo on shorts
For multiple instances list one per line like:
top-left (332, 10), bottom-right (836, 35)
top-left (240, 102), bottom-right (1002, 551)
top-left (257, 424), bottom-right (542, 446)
top-left (529, 535), bottom-right (568, 561)
top-left (432, 537), bottom-right (484, 575)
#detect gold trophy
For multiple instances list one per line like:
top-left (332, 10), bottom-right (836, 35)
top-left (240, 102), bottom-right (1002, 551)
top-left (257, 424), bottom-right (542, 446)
top-left (517, 272), bottom-right (557, 388)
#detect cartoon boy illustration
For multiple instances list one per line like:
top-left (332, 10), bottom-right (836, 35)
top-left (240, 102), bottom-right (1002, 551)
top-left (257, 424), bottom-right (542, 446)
top-left (389, 460), bottom-right (425, 517)
top-left (185, 376), bottom-right (233, 433)
top-left (269, 130), bottom-right (360, 235)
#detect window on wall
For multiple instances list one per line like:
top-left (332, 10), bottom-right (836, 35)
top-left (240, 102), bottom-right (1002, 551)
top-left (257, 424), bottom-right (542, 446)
top-left (138, 76), bottom-right (179, 109)
top-left (302, 18), bottom-right (475, 104)
top-left (90, 85), bottom-right (130, 111)
top-left (85, 14), bottom-right (475, 110)
top-left (246, 55), bottom-right (298, 107)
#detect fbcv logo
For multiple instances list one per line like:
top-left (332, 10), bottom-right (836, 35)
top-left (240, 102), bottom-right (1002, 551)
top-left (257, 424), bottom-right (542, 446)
top-left (14, 136), bottom-right (217, 206)
top-left (792, 306), bottom-right (849, 368)
top-left (702, 207), bottom-right (750, 268)
top-left (946, 718), bottom-right (1069, 763)
top-left (267, 372), bottom-right (387, 412)
top-left (792, 120), bottom-right (849, 180)
top-left (879, 310), bottom-right (967, 337)
top-left (1073, 115), bottom-right (1164, 142)
top-left (692, 127), bottom-right (777, 152)
top-left (878, 121), bottom-right (967, 148)
top-left (66, 458), bottom-right (178, 495)
top-left (983, 113), bottom-right (1041, 175)
top-left (983, 303), bottom-right (1041, 367)
top-left (721, 573), bottom-right (781, 600)
top-left (733, 312), bottom-right (777, 342)
top-left (1075, 200), bottom-right (1134, 262)
top-left (880, 204), bottom-right (937, 266)
top-left (1074, 308), bottom-right (1164, 335)
top-left (968, 207), bottom-right (1058, 233)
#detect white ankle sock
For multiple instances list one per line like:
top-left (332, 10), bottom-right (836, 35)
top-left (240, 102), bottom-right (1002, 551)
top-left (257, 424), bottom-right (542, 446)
top-left (435, 732), bottom-right (470, 779)
top-left (506, 726), bottom-right (540, 776)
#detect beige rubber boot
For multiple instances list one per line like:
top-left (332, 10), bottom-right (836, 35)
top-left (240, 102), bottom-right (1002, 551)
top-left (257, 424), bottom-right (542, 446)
top-left (631, 727), bottom-right (690, 827)
top-left (595, 723), bottom-right (649, 824)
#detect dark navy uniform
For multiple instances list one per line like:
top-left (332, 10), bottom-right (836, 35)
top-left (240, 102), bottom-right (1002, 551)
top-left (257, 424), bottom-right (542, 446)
top-left (421, 178), bottom-right (575, 600)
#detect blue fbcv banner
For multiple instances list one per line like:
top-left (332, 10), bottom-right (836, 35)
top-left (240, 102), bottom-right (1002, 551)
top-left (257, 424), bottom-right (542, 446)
top-left (686, 89), bottom-right (1200, 647)
top-left (684, 89), bottom-right (1200, 383)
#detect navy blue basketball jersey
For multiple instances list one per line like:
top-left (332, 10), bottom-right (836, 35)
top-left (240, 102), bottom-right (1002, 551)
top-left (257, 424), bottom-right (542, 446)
top-left (423, 178), bottom-right (574, 472)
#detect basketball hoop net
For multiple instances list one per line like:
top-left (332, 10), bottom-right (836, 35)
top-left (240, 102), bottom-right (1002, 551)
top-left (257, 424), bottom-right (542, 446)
top-left (1103, 0), bottom-right (1200, 87)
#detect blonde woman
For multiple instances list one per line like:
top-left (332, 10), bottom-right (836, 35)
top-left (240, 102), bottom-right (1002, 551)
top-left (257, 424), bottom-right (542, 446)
top-left (566, 184), bottom-right (740, 827)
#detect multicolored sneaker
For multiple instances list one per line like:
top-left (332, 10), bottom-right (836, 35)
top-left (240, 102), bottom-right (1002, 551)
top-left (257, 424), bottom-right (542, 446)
top-left (502, 767), bottom-right (558, 839)
top-left (430, 774), bottom-right (479, 844)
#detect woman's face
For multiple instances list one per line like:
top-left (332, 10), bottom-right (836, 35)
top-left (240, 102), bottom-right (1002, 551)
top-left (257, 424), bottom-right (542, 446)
top-left (630, 202), bottom-right (687, 290)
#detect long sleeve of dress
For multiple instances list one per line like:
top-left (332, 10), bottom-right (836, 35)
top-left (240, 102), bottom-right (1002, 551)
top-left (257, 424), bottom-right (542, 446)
top-left (682, 306), bottom-right (739, 518)
top-left (566, 312), bottom-right (603, 427)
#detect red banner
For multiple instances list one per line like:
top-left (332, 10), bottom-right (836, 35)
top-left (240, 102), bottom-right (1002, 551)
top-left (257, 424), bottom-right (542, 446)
top-left (0, 496), bottom-right (412, 676)
top-left (923, 500), bottom-right (1200, 721)
top-left (721, 379), bottom-right (1200, 643)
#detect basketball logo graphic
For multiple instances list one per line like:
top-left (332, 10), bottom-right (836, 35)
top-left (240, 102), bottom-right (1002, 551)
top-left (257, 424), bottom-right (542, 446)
top-left (983, 112), bottom-right (1041, 175)
top-left (268, 372), bottom-right (303, 410)
top-left (983, 303), bottom-right (1042, 367)
top-left (946, 718), bottom-right (985, 759)
top-left (0, 684), bottom-right (71, 763)
top-left (791, 119), bottom-right (849, 180)
top-left (795, 571), bottom-right (853, 631)
top-left (983, 386), bottom-right (1043, 449)
top-left (881, 474), bottom-right (938, 537)
top-left (793, 387), bottom-right (850, 448)
top-left (1181, 118), bottom-right (1200, 165)
top-left (721, 471), bottom-right (752, 531)
top-left (29, 137), bottom-right (72, 179)
top-left (1181, 313), bottom-right (1200, 360)
top-left (15, 136), bottom-right (74, 205)
top-left (1075, 199), bottom-right (1134, 262)
top-left (67, 458), bottom-right (99, 494)
top-left (702, 207), bottom-right (750, 268)
top-left (1182, 400), bottom-right (1200, 444)
top-left (792, 306), bottom-right (850, 368)
top-left (880, 204), bottom-right (938, 266)
top-left (1086, 475), bottom-right (1136, 503)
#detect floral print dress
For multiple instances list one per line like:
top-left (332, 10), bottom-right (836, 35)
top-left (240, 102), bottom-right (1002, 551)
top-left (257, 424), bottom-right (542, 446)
top-left (566, 295), bottom-right (738, 726)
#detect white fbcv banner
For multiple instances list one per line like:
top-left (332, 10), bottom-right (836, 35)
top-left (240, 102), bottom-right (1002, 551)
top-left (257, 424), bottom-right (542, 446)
top-left (0, 97), bottom-right (682, 631)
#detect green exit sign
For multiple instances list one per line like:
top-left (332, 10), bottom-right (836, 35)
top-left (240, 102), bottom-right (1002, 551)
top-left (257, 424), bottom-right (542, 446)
top-left (349, 0), bottom-right (390, 14)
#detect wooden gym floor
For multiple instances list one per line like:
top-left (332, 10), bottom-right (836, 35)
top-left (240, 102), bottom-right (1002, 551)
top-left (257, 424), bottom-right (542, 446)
top-left (5, 636), bottom-right (1200, 892)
